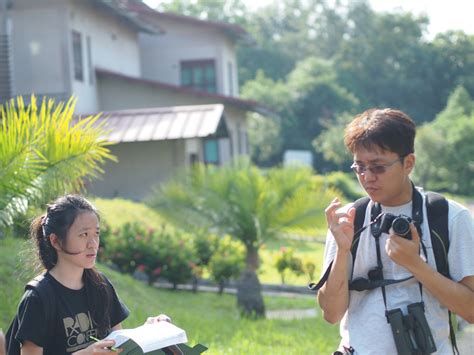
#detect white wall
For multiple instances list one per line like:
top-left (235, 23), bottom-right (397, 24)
top-left (10, 0), bottom-right (143, 114)
top-left (139, 18), bottom-right (238, 96)
top-left (11, 0), bottom-right (70, 99)
top-left (69, 0), bottom-right (142, 114)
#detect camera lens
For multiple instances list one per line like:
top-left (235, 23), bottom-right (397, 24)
top-left (392, 217), bottom-right (410, 236)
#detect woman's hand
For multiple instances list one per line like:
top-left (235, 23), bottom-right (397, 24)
top-left (73, 339), bottom-right (122, 354)
top-left (144, 314), bottom-right (172, 325)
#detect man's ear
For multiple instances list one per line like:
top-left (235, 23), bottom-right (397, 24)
top-left (49, 233), bottom-right (62, 251)
top-left (405, 153), bottom-right (415, 173)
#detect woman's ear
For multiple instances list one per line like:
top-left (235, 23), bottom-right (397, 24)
top-left (49, 233), bottom-right (62, 251)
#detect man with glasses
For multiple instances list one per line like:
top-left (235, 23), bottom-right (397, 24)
top-left (317, 108), bottom-right (474, 354)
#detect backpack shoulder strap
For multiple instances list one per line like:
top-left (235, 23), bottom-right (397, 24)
top-left (425, 192), bottom-right (458, 353)
top-left (6, 273), bottom-right (56, 354)
top-left (308, 197), bottom-right (370, 292)
top-left (351, 197), bottom-right (371, 266)
top-left (425, 191), bottom-right (450, 278)
top-left (25, 273), bottom-right (56, 331)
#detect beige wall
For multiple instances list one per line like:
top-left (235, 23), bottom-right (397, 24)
top-left (139, 18), bottom-right (238, 96)
top-left (88, 139), bottom-right (186, 201)
top-left (96, 74), bottom-right (249, 160)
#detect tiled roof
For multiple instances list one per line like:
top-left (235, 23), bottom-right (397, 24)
top-left (93, 104), bottom-right (227, 143)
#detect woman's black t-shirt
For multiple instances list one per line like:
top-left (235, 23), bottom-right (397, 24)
top-left (15, 272), bottom-right (129, 354)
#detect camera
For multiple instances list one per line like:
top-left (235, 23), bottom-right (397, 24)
top-left (378, 213), bottom-right (412, 239)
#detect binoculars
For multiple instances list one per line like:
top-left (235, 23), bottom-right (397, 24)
top-left (386, 302), bottom-right (436, 354)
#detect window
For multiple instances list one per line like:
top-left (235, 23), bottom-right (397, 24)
top-left (86, 35), bottom-right (94, 85)
top-left (72, 31), bottom-right (83, 81)
top-left (180, 59), bottom-right (216, 93)
top-left (204, 139), bottom-right (219, 164)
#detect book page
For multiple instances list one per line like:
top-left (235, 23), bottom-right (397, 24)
top-left (105, 321), bottom-right (188, 352)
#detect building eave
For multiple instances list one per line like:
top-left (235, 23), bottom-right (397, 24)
top-left (96, 67), bottom-right (273, 116)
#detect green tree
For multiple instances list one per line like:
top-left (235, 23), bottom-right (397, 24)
top-left (0, 96), bottom-right (115, 230)
top-left (148, 159), bottom-right (332, 316)
top-left (334, 2), bottom-right (438, 121)
top-left (242, 58), bottom-right (357, 168)
top-left (413, 86), bottom-right (474, 195)
top-left (312, 112), bottom-right (353, 170)
top-left (157, 0), bottom-right (249, 26)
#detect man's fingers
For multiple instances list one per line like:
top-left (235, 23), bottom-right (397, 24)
top-left (409, 223), bottom-right (420, 243)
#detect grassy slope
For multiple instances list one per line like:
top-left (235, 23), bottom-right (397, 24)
top-left (0, 238), bottom-right (339, 354)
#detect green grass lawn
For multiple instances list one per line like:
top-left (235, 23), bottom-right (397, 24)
top-left (0, 237), bottom-right (339, 354)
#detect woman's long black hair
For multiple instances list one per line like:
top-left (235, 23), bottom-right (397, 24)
top-left (30, 194), bottom-right (112, 338)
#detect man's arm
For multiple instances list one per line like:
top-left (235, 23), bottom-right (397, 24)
top-left (318, 249), bottom-right (351, 323)
top-left (387, 223), bottom-right (474, 322)
top-left (317, 198), bottom-right (355, 324)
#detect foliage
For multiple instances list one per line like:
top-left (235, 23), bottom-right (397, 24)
top-left (312, 112), bottom-right (353, 170)
top-left (242, 59), bottom-right (357, 167)
top-left (157, 0), bottom-right (249, 26)
top-left (208, 235), bottom-right (245, 293)
top-left (413, 86), bottom-right (474, 195)
top-left (193, 231), bottom-right (219, 267)
top-left (303, 258), bottom-right (316, 282)
top-left (274, 247), bottom-right (304, 284)
top-left (158, 230), bottom-right (196, 289)
top-left (149, 159), bottom-right (328, 315)
top-left (103, 222), bottom-right (155, 274)
top-left (0, 95), bottom-right (115, 230)
top-left (323, 172), bottom-right (364, 201)
top-left (103, 222), bottom-right (196, 287)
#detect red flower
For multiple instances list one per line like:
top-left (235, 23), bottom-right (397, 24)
top-left (137, 264), bottom-right (146, 272)
top-left (153, 267), bottom-right (162, 276)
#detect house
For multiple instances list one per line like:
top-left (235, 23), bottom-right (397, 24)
top-left (1, 0), bottom-right (268, 200)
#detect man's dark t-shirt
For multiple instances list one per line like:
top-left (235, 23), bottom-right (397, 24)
top-left (15, 273), bottom-right (129, 354)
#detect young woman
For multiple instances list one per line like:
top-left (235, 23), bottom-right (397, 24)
top-left (9, 195), bottom-right (168, 354)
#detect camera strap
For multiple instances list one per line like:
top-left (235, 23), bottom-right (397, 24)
top-left (371, 185), bottom-right (428, 311)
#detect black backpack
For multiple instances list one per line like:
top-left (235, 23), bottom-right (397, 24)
top-left (5, 273), bottom-right (56, 355)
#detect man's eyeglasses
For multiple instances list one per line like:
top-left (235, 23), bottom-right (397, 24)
top-left (350, 156), bottom-right (405, 176)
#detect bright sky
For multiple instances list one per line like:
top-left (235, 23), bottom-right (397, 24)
top-left (143, 0), bottom-right (474, 36)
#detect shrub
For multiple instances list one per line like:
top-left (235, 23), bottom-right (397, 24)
top-left (193, 231), bottom-right (219, 267)
top-left (303, 258), bottom-right (316, 282)
top-left (159, 231), bottom-right (196, 289)
top-left (208, 236), bottom-right (245, 294)
top-left (274, 247), bottom-right (304, 284)
top-left (103, 222), bottom-right (165, 281)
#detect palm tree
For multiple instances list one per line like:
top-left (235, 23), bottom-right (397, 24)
top-left (148, 159), bottom-right (331, 317)
top-left (0, 95), bottom-right (116, 230)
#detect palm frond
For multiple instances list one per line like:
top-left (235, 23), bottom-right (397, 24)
top-left (0, 95), bottom-right (116, 229)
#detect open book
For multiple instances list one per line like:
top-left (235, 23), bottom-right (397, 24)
top-left (104, 321), bottom-right (190, 354)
